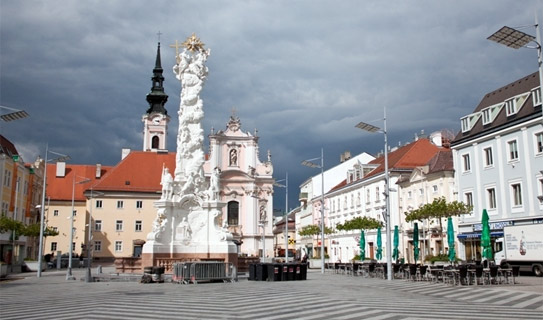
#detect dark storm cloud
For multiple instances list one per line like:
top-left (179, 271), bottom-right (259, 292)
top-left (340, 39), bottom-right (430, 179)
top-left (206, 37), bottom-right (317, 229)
top-left (1, 0), bottom-right (540, 212)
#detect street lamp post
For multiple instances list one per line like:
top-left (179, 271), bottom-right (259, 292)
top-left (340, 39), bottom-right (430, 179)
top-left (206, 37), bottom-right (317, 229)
top-left (302, 149), bottom-right (325, 274)
top-left (356, 107), bottom-right (393, 281)
top-left (0, 105), bottom-right (29, 122)
top-left (67, 176), bottom-right (91, 280)
top-left (37, 145), bottom-right (70, 278)
top-left (487, 14), bottom-right (543, 125)
top-left (274, 173), bottom-right (289, 261)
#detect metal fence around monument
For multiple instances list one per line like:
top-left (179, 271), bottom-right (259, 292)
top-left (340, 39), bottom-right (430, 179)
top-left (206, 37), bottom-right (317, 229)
top-left (173, 261), bottom-right (237, 284)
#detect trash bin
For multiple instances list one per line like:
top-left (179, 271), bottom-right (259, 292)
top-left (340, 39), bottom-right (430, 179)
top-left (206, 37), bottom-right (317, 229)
top-left (256, 263), bottom-right (268, 281)
top-left (152, 266), bottom-right (165, 283)
top-left (300, 263), bottom-right (308, 280)
top-left (287, 263), bottom-right (295, 281)
top-left (281, 264), bottom-right (289, 281)
top-left (295, 264), bottom-right (302, 280)
top-left (267, 263), bottom-right (282, 281)
top-left (248, 264), bottom-right (257, 281)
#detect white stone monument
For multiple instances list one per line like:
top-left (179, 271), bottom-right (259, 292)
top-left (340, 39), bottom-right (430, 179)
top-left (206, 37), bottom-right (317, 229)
top-left (142, 34), bottom-right (237, 269)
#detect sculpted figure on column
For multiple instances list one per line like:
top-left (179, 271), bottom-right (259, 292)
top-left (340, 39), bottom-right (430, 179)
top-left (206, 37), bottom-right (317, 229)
top-left (172, 33), bottom-right (211, 198)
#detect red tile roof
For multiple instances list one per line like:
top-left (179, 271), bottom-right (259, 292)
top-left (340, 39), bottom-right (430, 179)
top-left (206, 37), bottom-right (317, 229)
top-left (329, 138), bottom-right (447, 192)
top-left (92, 151), bottom-right (176, 193)
top-left (365, 138), bottom-right (443, 179)
top-left (46, 164), bottom-right (113, 201)
top-left (0, 135), bottom-right (18, 157)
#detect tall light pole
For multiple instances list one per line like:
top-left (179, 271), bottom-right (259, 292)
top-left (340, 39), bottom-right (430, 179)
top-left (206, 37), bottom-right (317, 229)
top-left (37, 145), bottom-right (70, 277)
top-left (274, 173), bottom-right (289, 261)
top-left (67, 176), bottom-right (91, 280)
top-left (0, 105), bottom-right (29, 122)
top-left (356, 107), bottom-right (393, 281)
top-left (487, 14), bottom-right (543, 125)
top-left (302, 148), bottom-right (325, 274)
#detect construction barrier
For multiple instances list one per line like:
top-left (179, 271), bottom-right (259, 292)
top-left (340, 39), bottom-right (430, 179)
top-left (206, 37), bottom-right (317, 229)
top-left (173, 262), bottom-right (237, 284)
top-left (248, 263), bottom-right (308, 281)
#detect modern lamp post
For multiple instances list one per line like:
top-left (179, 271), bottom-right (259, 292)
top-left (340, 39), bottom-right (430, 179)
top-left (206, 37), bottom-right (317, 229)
top-left (66, 176), bottom-right (91, 280)
top-left (356, 107), bottom-right (393, 281)
top-left (274, 173), bottom-right (289, 261)
top-left (0, 105), bottom-right (29, 122)
top-left (487, 14), bottom-right (543, 125)
top-left (302, 148), bottom-right (325, 274)
top-left (37, 145), bottom-right (70, 278)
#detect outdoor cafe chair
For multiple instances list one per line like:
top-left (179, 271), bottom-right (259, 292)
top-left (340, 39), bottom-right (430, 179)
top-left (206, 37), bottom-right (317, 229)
top-left (456, 265), bottom-right (469, 285)
top-left (484, 265), bottom-right (500, 285)
top-left (418, 265), bottom-right (428, 281)
top-left (408, 264), bottom-right (418, 281)
top-left (470, 265), bottom-right (484, 285)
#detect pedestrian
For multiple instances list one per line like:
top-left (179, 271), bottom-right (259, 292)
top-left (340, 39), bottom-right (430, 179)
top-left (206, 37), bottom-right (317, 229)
top-left (79, 255), bottom-right (84, 268)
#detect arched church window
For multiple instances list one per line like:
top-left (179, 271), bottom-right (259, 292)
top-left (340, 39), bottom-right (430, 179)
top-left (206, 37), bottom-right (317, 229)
top-left (227, 201), bottom-right (239, 225)
top-left (152, 136), bottom-right (160, 149)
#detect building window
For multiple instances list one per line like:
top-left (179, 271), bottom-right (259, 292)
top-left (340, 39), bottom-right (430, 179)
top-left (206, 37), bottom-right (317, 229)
top-left (482, 108), bottom-right (491, 125)
top-left (136, 201), bottom-right (143, 209)
top-left (135, 220), bottom-right (142, 232)
top-left (52, 227), bottom-right (58, 233)
top-left (419, 188), bottom-right (424, 196)
top-left (432, 185), bottom-right (438, 193)
top-left (375, 187), bottom-right (380, 202)
top-left (51, 242), bottom-right (57, 252)
top-left (95, 200), bottom-right (102, 208)
top-left (487, 188), bottom-right (497, 210)
top-left (94, 241), bottom-right (102, 252)
top-left (116, 220), bottom-right (123, 231)
top-left (532, 87), bottom-right (542, 106)
top-left (462, 154), bottom-right (471, 172)
top-left (72, 210), bottom-right (77, 217)
top-left (464, 192), bottom-right (473, 208)
top-left (461, 117), bottom-right (470, 133)
top-left (407, 191), bottom-right (412, 199)
top-left (53, 210), bottom-right (59, 216)
top-left (95, 220), bottom-right (102, 231)
top-left (115, 241), bottom-right (123, 252)
top-left (117, 201), bottom-right (124, 209)
top-left (508, 140), bottom-right (519, 161)
top-left (366, 189), bottom-right (371, 203)
top-left (536, 132), bottom-right (543, 154)
top-left (227, 201), bottom-right (239, 225)
top-left (539, 178), bottom-right (543, 204)
top-left (483, 147), bottom-right (493, 167)
top-left (505, 99), bottom-right (516, 116)
top-left (511, 183), bottom-right (522, 207)
top-left (3, 170), bottom-right (10, 187)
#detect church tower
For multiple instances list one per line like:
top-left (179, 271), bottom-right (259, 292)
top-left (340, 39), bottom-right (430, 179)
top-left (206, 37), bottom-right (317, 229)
top-left (142, 42), bottom-right (170, 151)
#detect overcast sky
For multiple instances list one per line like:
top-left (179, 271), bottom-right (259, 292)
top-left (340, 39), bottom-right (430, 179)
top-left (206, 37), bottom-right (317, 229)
top-left (1, 1), bottom-right (540, 213)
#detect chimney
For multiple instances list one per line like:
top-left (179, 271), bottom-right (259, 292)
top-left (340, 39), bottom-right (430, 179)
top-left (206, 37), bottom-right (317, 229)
top-left (340, 151), bottom-right (352, 163)
top-left (95, 164), bottom-right (102, 178)
top-left (56, 162), bottom-right (66, 177)
top-left (122, 148), bottom-right (131, 160)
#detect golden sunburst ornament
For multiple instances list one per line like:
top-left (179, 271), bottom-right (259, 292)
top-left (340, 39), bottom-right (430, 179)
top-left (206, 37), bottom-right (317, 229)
top-left (181, 33), bottom-right (205, 52)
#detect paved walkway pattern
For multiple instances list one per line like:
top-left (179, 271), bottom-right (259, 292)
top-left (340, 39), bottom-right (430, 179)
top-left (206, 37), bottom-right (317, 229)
top-left (1, 269), bottom-right (542, 319)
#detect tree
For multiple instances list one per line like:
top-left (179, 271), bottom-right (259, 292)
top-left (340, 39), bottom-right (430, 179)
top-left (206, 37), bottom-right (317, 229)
top-left (336, 216), bottom-right (382, 231)
top-left (405, 197), bottom-right (472, 251)
top-left (23, 223), bottom-right (59, 237)
top-left (298, 224), bottom-right (334, 258)
top-left (0, 216), bottom-right (25, 235)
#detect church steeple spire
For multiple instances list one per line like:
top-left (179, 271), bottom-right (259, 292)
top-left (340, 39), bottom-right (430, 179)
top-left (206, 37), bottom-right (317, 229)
top-left (145, 42), bottom-right (168, 115)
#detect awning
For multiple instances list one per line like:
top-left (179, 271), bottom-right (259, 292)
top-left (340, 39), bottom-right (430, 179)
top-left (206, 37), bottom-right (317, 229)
top-left (457, 231), bottom-right (503, 239)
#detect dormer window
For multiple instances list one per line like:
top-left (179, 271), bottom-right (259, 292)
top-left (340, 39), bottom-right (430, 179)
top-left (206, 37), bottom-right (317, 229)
top-left (505, 99), bottom-right (516, 116)
top-left (532, 87), bottom-right (542, 106)
top-left (460, 112), bottom-right (481, 133)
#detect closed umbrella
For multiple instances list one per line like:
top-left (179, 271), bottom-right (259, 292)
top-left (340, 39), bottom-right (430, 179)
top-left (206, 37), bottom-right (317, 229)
top-left (481, 209), bottom-right (493, 260)
top-left (393, 226), bottom-right (399, 262)
top-left (447, 217), bottom-right (455, 262)
top-left (376, 227), bottom-right (382, 261)
top-left (359, 230), bottom-right (365, 261)
top-left (413, 222), bottom-right (419, 263)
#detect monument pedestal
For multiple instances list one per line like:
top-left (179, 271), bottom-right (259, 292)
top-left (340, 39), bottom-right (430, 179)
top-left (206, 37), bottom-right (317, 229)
top-left (142, 200), bottom-right (238, 272)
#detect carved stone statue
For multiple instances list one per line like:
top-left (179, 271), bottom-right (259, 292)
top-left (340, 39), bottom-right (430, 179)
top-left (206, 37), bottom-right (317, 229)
top-left (160, 167), bottom-right (174, 200)
top-left (208, 167), bottom-right (221, 201)
top-left (229, 149), bottom-right (237, 166)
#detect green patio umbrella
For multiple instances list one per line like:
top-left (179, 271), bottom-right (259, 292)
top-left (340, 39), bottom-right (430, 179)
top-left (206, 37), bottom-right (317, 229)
top-left (376, 227), bottom-right (382, 261)
top-left (393, 226), bottom-right (399, 262)
top-left (359, 230), bottom-right (365, 261)
top-left (413, 222), bottom-right (419, 263)
top-left (447, 217), bottom-right (456, 262)
top-left (481, 209), bottom-right (493, 260)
